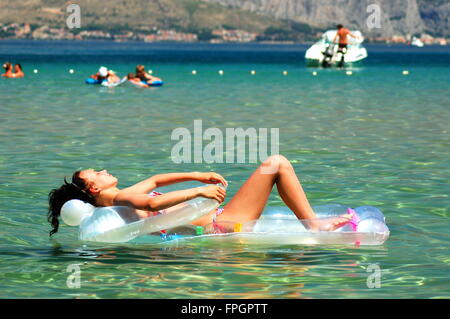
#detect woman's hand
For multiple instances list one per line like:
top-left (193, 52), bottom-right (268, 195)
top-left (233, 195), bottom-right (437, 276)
top-left (196, 172), bottom-right (228, 187)
top-left (198, 185), bottom-right (226, 203)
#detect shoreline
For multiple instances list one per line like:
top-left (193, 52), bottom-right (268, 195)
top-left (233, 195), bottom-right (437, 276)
top-left (1, 38), bottom-right (449, 46)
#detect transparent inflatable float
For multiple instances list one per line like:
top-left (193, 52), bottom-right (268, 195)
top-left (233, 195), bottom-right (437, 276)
top-left (62, 195), bottom-right (390, 246)
top-left (146, 205), bottom-right (390, 246)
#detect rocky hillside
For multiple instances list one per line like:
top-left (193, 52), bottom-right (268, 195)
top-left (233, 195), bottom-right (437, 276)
top-left (203, 0), bottom-right (449, 37)
top-left (0, 0), bottom-right (448, 39)
top-left (418, 0), bottom-right (450, 36)
top-left (0, 0), bottom-right (291, 34)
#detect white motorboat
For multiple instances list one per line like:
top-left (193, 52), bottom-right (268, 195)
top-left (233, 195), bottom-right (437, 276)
top-left (411, 37), bottom-right (424, 47)
top-left (305, 30), bottom-right (368, 67)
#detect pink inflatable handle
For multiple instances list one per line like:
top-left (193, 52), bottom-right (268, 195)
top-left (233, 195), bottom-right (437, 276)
top-left (347, 208), bottom-right (360, 231)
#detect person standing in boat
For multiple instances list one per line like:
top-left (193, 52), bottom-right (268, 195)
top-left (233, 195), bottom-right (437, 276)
top-left (332, 24), bottom-right (359, 68)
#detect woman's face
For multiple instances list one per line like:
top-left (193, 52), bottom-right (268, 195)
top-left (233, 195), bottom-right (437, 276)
top-left (79, 169), bottom-right (118, 192)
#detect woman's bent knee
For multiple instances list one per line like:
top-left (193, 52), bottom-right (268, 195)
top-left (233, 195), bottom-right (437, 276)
top-left (261, 155), bottom-right (291, 174)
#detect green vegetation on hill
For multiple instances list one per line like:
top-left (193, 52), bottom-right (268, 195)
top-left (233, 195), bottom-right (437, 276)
top-left (0, 0), bottom-right (321, 41)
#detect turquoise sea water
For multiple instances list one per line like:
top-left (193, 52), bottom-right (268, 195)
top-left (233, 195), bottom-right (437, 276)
top-left (0, 41), bottom-right (449, 298)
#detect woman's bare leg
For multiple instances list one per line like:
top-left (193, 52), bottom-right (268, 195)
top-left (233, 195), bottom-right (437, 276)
top-left (217, 155), bottom-right (351, 230)
top-left (191, 155), bottom-right (284, 226)
top-left (219, 155), bottom-right (312, 223)
top-left (193, 155), bottom-right (350, 230)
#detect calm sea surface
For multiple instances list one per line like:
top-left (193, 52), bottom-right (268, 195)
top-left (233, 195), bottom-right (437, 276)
top-left (0, 41), bottom-right (449, 298)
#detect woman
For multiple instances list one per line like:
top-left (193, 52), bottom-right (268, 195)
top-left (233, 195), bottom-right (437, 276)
top-left (135, 64), bottom-right (162, 85)
top-left (48, 155), bottom-right (351, 236)
top-left (1, 62), bottom-right (14, 78)
top-left (12, 63), bottom-right (24, 78)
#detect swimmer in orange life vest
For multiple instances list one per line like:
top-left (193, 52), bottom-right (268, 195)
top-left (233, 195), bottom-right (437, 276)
top-left (333, 24), bottom-right (360, 67)
top-left (47, 155), bottom-right (352, 236)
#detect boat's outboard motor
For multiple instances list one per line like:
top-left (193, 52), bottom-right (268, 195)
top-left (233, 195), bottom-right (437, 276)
top-left (321, 43), bottom-right (335, 68)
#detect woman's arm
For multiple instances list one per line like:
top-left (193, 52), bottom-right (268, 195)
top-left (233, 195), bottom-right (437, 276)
top-left (114, 185), bottom-right (226, 211)
top-left (122, 172), bottom-right (227, 194)
top-left (121, 172), bottom-right (197, 194)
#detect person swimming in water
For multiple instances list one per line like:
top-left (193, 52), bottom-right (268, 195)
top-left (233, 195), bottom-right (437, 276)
top-left (135, 64), bottom-right (162, 85)
top-left (105, 69), bottom-right (121, 84)
top-left (90, 66), bottom-right (108, 82)
top-left (12, 63), bottom-right (24, 78)
top-left (126, 72), bottom-right (149, 88)
top-left (2, 62), bottom-right (25, 78)
top-left (332, 24), bottom-right (360, 68)
top-left (47, 155), bottom-right (352, 236)
top-left (90, 66), bottom-right (120, 84)
top-left (2, 62), bottom-right (14, 78)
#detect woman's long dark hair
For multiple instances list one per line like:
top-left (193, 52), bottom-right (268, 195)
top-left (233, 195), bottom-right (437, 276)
top-left (47, 171), bottom-right (96, 237)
